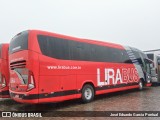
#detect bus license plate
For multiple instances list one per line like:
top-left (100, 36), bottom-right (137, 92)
top-left (15, 95), bottom-right (19, 98)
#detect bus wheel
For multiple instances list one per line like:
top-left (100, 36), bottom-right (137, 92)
top-left (81, 84), bottom-right (95, 103)
top-left (138, 79), bottom-right (143, 90)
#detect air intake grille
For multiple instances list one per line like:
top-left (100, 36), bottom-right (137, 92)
top-left (10, 60), bottom-right (26, 70)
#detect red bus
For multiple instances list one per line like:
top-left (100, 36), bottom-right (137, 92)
top-left (0, 43), bottom-right (10, 98)
top-left (9, 30), bottom-right (151, 104)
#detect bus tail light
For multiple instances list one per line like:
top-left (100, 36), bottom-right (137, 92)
top-left (27, 72), bottom-right (35, 91)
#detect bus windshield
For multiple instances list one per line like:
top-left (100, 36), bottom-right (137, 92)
top-left (147, 54), bottom-right (154, 61)
top-left (9, 31), bottom-right (28, 54)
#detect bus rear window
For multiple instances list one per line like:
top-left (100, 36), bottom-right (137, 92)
top-left (9, 31), bottom-right (28, 54)
top-left (146, 54), bottom-right (154, 60)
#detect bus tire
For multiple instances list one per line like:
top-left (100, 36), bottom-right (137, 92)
top-left (81, 84), bottom-right (95, 103)
top-left (138, 79), bottom-right (143, 90)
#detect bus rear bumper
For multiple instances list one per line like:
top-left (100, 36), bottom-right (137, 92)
top-left (9, 91), bottom-right (39, 104)
top-left (11, 97), bottom-right (39, 104)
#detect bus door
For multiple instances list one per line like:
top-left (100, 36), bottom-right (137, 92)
top-left (144, 59), bottom-right (156, 83)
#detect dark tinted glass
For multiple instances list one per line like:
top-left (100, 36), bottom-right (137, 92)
top-left (122, 50), bottom-right (133, 63)
top-left (0, 44), bottom-right (2, 58)
top-left (131, 48), bottom-right (143, 64)
top-left (38, 35), bottom-right (70, 59)
top-left (146, 54), bottom-right (154, 60)
top-left (9, 31), bottom-right (28, 54)
top-left (37, 35), bottom-right (132, 63)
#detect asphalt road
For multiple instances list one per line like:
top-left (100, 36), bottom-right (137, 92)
top-left (1, 86), bottom-right (160, 120)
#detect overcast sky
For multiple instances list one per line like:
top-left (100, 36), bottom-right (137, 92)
top-left (0, 0), bottom-right (160, 51)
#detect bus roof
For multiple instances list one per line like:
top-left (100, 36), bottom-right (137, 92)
top-left (144, 49), bottom-right (160, 52)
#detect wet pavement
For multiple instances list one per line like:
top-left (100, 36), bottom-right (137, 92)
top-left (1, 86), bottom-right (160, 120)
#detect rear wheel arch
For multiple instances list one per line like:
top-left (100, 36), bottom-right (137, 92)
top-left (81, 82), bottom-right (95, 93)
top-left (81, 82), bottom-right (95, 103)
